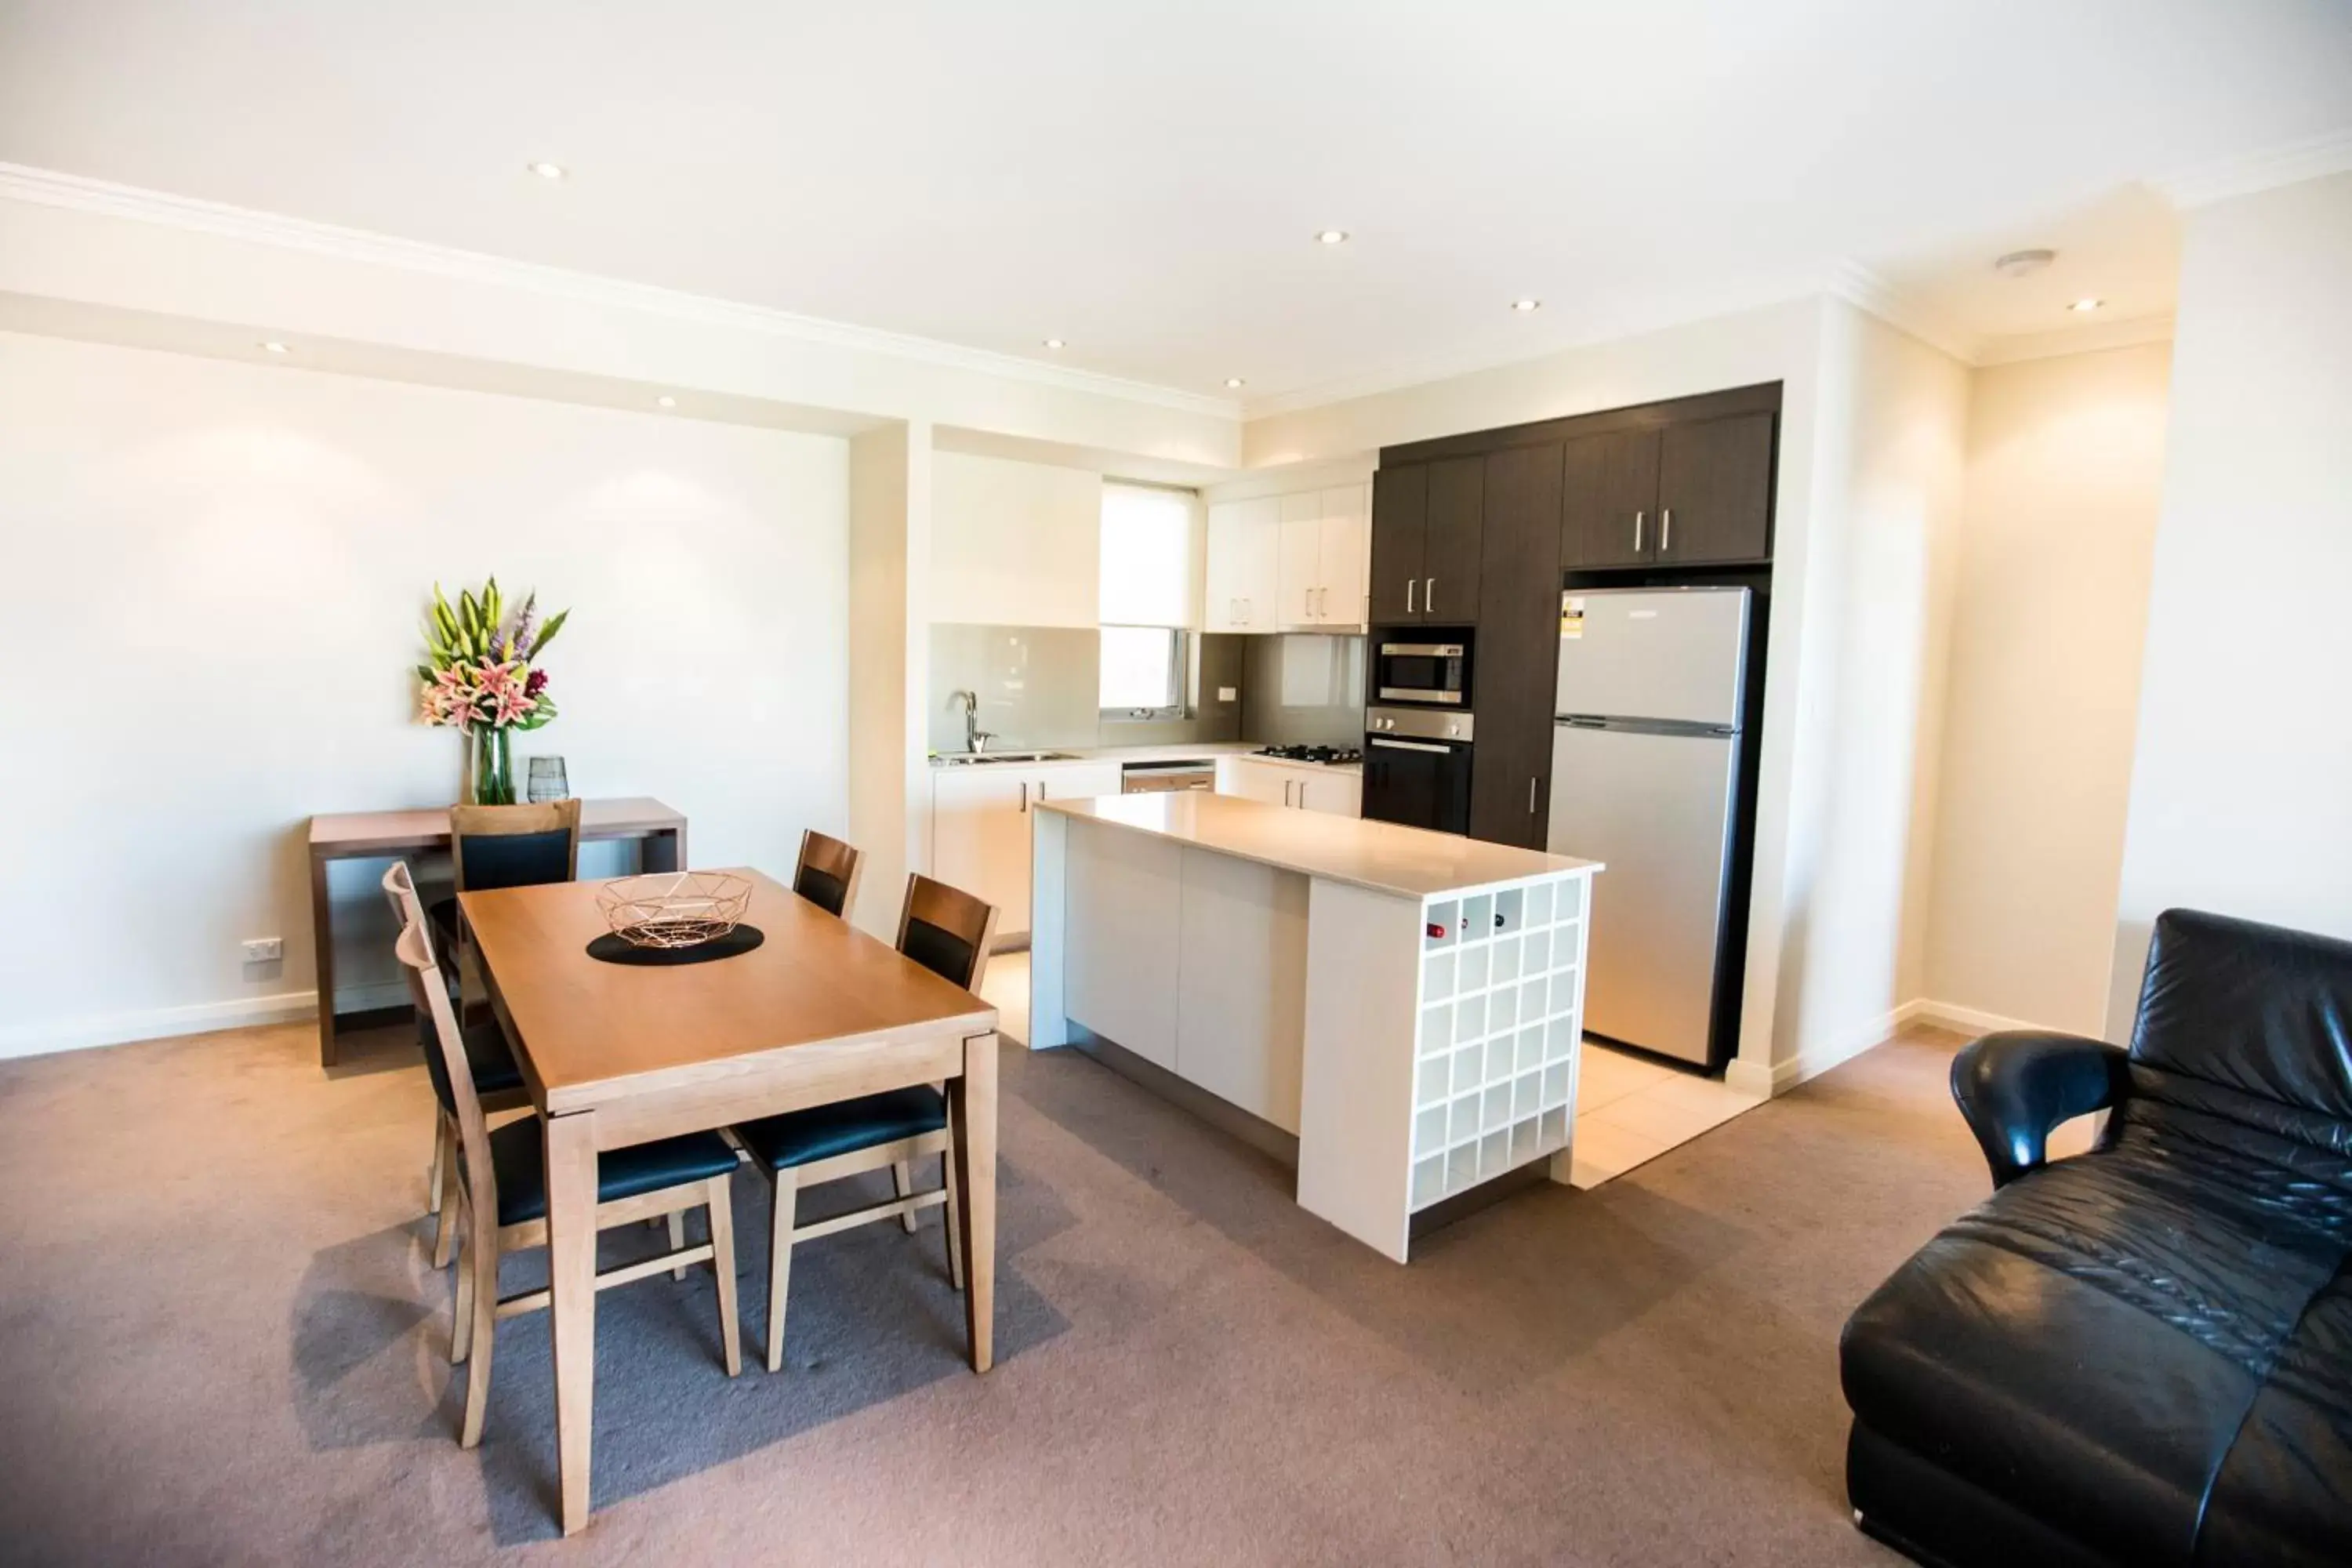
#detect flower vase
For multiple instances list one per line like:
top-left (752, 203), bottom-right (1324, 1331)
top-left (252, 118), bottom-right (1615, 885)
top-left (470, 727), bottom-right (517, 805)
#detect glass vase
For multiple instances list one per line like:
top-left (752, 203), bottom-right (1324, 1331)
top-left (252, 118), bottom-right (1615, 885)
top-left (470, 726), bottom-right (517, 806)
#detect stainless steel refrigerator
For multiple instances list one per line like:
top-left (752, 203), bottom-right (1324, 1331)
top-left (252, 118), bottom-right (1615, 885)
top-left (1547, 586), bottom-right (1751, 1067)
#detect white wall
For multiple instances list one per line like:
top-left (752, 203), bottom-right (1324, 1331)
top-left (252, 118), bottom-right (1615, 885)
top-left (1756, 303), bottom-right (1972, 1088)
top-left (2108, 171), bottom-right (2352, 1033)
top-left (0, 331), bottom-right (851, 1051)
top-left (1922, 343), bottom-right (2171, 1036)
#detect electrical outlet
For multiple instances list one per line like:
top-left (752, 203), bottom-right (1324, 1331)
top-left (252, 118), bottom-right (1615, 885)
top-left (242, 937), bottom-right (283, 963)
top-left (1217, 686), bottom-right (1238, 702)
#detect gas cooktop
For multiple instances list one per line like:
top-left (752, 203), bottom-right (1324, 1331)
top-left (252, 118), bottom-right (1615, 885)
top-left (1253, 744), bottom-right (1363, 766)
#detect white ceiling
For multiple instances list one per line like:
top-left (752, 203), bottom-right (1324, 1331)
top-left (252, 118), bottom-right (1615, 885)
top-left (2, 0), bottom-right (2347, 408)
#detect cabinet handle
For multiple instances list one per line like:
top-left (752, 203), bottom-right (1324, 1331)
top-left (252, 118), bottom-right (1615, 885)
top-left (1405, 577), bottom-right (1416, 614)
top-left (1661, 509), bottom-right (1672, 553)
top-left (1635, 510), bottom-right (1644, 552)
top-left (1018, 781), bottom-right (1029, 814)
top-left (1037, 779), bottom-right (1048, 802)
top-left (1425, 576), bottom-right (1436, 608)
top-left (1528, 777), bottom-right (1537, 814)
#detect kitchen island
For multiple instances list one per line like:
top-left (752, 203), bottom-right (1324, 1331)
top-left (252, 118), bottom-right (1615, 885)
top-left (1029, 793), bottom-right (1602, 1261)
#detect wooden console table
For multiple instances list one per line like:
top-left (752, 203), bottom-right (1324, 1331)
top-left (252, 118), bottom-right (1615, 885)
top-left (305, 797), bottom-right (686, 1067)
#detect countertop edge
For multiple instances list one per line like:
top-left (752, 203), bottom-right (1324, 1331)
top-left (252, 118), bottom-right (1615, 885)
top-left (1036, 796), bottom-right (1602, 900)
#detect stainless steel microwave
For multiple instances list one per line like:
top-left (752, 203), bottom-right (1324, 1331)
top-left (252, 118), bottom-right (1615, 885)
top-left (1374, 640), bottom-right (1471, 706)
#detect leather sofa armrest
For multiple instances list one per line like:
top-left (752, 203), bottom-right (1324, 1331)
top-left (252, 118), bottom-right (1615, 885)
top-left (1950, 1031), bottom-right (2131, 1188)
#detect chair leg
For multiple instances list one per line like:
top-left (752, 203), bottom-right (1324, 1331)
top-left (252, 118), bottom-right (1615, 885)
top-left (942, 1137), bottom-right (966, 1293)
top-left (764, 1167), bottom-right (799, 1374)
top-left (669, 1211), bottom-right (689, 1281)
top-left (459, 1219), bottom-right (499, 1449)
top-left (892, 1160), bottom-right (920, 1234)
top-left (450, 1199), bottom-right (476, 1365)
top-left (706, 1175), bottom-right (742, 1378)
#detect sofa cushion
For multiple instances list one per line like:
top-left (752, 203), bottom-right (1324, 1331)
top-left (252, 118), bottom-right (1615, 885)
top-left (1842, 1143), bottom-right (2350, 1567)
top-left (2194, 1263), bottom-right (2352, 1568)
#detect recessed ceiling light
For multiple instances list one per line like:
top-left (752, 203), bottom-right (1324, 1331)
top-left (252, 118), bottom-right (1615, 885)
top-left (1043, 338), bottom-right (1066, 350)
top-left (656, 394), bottom-right (677, 408)
top-left (1511, 298), bottom-right (1542, 313)
top-left (260, 340), bottom-right (289, 354)
top-left (2069, 298), bottom-right (2104, 313)
top-left (1225, 377), bottom-right (1246, 389)
top-left (527, 162), bottom-right (567, 180)
top-left (1316, 230), bottom-right (1350, 245)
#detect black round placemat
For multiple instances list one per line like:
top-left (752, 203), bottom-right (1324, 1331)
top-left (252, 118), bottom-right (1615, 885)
top-left (586, 924), bottom-right (766, 965)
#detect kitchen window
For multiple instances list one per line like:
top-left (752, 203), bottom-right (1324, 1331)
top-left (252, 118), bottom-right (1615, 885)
top-left (1099, 482), bottom-right (1198, 719)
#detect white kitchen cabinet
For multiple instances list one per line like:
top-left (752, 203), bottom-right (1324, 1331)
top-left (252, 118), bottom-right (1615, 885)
top-left (931, 451), bottom-right (1102, 628)
top-left (931, 758), bottom-right (1124, 943)
top-left (1246, 485), bottom-right (1373, 632)
top-left (1215, 756), bottom-right (1362, 817)
top-left (1204, 498), bottom-right (1280, 632)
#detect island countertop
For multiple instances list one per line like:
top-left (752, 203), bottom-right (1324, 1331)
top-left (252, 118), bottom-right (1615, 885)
top-left (1034, 792), bottom-right (1600, 898)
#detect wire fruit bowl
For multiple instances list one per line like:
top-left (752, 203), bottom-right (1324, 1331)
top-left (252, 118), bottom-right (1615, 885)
top-left (596, 871), bottom-right (753, 949)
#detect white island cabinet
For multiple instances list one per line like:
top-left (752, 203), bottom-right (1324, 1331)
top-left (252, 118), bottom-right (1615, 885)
top-left (931, 759), bottom-right (1123, 942)
top-left (1029, 793), bottom-right (1601, 1262)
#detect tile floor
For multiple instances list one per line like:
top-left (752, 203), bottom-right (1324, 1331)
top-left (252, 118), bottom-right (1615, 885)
top-left (978, 951), bottom-right (1761, 1192)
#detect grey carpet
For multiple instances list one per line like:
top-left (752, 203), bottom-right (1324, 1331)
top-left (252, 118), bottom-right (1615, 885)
top-left (0, 1014), bottom-right (1974, 1565)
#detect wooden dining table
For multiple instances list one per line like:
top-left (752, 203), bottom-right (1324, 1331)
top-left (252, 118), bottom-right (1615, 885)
top-left (462, 867), bottom-right (1000, 1536)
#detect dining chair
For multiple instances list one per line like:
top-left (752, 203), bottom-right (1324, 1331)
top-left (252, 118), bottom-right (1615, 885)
top-left (792, 829), bottom-right (864, 920)
top-left (730, 873), bottom-right (999, 1373)
top-left (384, 863), bottom-right (744, 1446)
top-left (383, 861), bottom-right (532, 1269)
top-left (430, 799), bottom-right (583, 1000)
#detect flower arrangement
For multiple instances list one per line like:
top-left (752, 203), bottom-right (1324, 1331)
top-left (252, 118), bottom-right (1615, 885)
top-left (417, 579), bottom-right (569, 804)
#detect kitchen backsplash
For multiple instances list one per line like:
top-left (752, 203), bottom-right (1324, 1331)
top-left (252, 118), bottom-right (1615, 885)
top-left (1241, 633), bottom-right (1367, 746)
top-left (927, 626), bottom-right (1247, 753)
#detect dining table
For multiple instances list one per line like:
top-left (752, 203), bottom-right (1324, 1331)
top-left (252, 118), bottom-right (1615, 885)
top-left (462, 866), bottom-right (1001, 1536)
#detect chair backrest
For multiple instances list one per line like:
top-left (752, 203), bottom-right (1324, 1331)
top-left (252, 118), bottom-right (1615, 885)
top-left (451, 799), bottom-right (581, 895)
top-left (895, 873), bottom-right (998, 993)
top-left (384, 861), bottom-right (501, 1219)
top-left (2128, 907), bottom-right (2352, 1127)
top-left (793, 829), bottom-right (864, 920)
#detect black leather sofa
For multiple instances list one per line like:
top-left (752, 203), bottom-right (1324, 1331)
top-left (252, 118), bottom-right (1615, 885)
top-left (1840, 908), bottom-right (2352, 1568)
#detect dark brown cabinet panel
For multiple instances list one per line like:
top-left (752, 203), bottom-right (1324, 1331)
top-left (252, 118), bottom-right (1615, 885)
top-left (1469, 442), bottom-right (1564, 849)
top-left (1421, 456), bottom-right (1484, 621)
top-left (1369, 463), bottom-right (1427, 622)
top-left (1563, 427), bottom-right (1661, 568)
top-left (1657, 412), bottom-right (1774, 564)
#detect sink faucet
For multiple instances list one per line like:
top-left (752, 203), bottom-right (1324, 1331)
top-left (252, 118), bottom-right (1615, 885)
top-left (949, 689), bottom-right (995, 754)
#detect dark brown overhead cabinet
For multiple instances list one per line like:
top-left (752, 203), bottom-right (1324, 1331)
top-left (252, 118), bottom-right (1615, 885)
top-left (1370, 456), bottom-right (1483, 623)
top-left (1655, 411), bottom-right (1775, 565)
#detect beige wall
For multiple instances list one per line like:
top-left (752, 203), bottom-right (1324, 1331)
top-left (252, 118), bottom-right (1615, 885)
top-left (1921, 343), bottom-right (2172, 1036)
top-left (2108, 170), bottom-right (2352, 1033)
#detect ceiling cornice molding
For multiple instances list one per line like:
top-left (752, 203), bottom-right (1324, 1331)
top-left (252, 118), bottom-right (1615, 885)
top-left (1824, 260), bottom-right (1982, 365)
top-left (1973, 311), bottom-right (2175, 368)
top-left (0, 162), bottom-right (1241, 421)
top-left (1241, 273), bottom-right (1831, 421)
top-left (2150, 127), bottom-right (2352, 210)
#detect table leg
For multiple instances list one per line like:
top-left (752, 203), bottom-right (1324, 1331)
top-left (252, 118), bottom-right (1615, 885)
top-left (949, 1030), bottom-right (998, 1373)
top-left (310, 851), bottom-right (338, 1069)
top-left (545, 1110), bottom-right (600, 1534)
top-left (642, 826), bottom-right (684, 874)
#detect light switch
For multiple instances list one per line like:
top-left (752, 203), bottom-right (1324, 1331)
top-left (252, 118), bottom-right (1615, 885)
top-left (1217, 686), bottom-right (1238, 702)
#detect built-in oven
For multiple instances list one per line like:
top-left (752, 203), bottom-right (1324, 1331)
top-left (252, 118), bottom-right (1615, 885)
top-left (1374, 638), bottom-right (1472, 708)
top-left (1361, 706), bottom-right (1475, 837)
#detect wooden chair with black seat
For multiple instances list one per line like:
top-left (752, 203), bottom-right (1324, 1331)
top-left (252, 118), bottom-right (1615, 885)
top-left (428, 799), bottom-right (583, 1007)
top-left (792, 829), bottom-right (864, 920)
top-left (383, 862), bottom-right (744, 1446)
top-left (729, 873), bottom-right (997, 1374)
top-left (382, 862), bottom-right (532, 1269)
